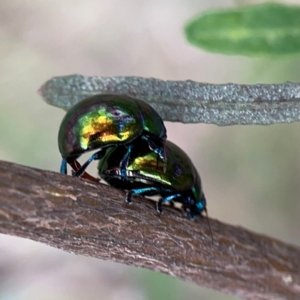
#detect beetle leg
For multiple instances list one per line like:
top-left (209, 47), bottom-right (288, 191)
top-left (125, 187), bottom-right (160, 205)
top-left (60, 158), bottom-right (68, 174)
top-left (179, 195), bottom-right (198, 218)
top-left (125, 190), bottom-right (132, 204)
top-left (147, 139), bottom-right (164, 160)
top-left (70, 160), bottom-right (100, 182)
top-left (157, 194), bottom-right (181, 214)
top-left (184, 209), bottom-right (194, 219)
top-left (120, 144), bottom-right (132, 180)
top-left (74, 148), bottom-right (107, 177)
top-left (141, 136), bottom-right (166, 166)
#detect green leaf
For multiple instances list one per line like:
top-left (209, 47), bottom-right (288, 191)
top-left (184, 2), bottom-right (300, 57)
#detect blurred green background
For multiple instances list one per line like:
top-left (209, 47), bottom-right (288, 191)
top-left (0, 0), bottom-right (299, 299)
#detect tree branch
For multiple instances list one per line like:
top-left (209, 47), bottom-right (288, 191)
top-left (39, 74), bottom-right (300, 126)
top-left (0, 160), bottom-right (299, 299)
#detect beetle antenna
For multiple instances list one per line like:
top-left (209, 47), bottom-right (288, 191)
top-left (203, 207), bottom-right (214, 246)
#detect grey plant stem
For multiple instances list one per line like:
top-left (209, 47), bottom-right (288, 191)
top-left (40, 74), bottom-right (300, 126)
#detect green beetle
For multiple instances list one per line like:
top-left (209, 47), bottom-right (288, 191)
top-left (98, 139), bottom-right (208, 219)
top-left (58, 94), bottom-right (167, 178)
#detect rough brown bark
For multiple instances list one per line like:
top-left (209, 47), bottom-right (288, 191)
top-left (0, 160), bottom-right (299, 300)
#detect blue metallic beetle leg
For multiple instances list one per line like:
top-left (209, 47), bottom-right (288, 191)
top-left (162, 144), bottom-right (167, 172)
top-left (126, 187), bottom-right (160, 204)
top-left (141, 136), bottom-right (164, 159)
top-left (197, 193), bottom-right (207, 211)
top-left (160, 135), bottom-right (167, 172)
top-left (141, 136), bottom-right (166, 171)
top-left (120, 144), bottom-right (132, 181)
top-left (60, 159), bottom-right (68, 174)
top-left (157, 194), bottom-right (181, 214)
top-left (74, 149), bottom-right (107, 177)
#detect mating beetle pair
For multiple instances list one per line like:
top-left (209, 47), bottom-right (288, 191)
top-left (58, 94), bottom-right (208, 220)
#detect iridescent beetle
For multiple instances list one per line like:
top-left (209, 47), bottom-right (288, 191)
top-left (97, 139), bottom-right (213, 242)
top-left (98, 139), bottom-right (211, 225)
top-left (58, 94), bottom-right (167, 178)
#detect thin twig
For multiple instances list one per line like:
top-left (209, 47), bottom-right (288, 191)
top-left (0, 160), bottom-right (299, 300)
top-left (39, 74), bottom-right (300, 126)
